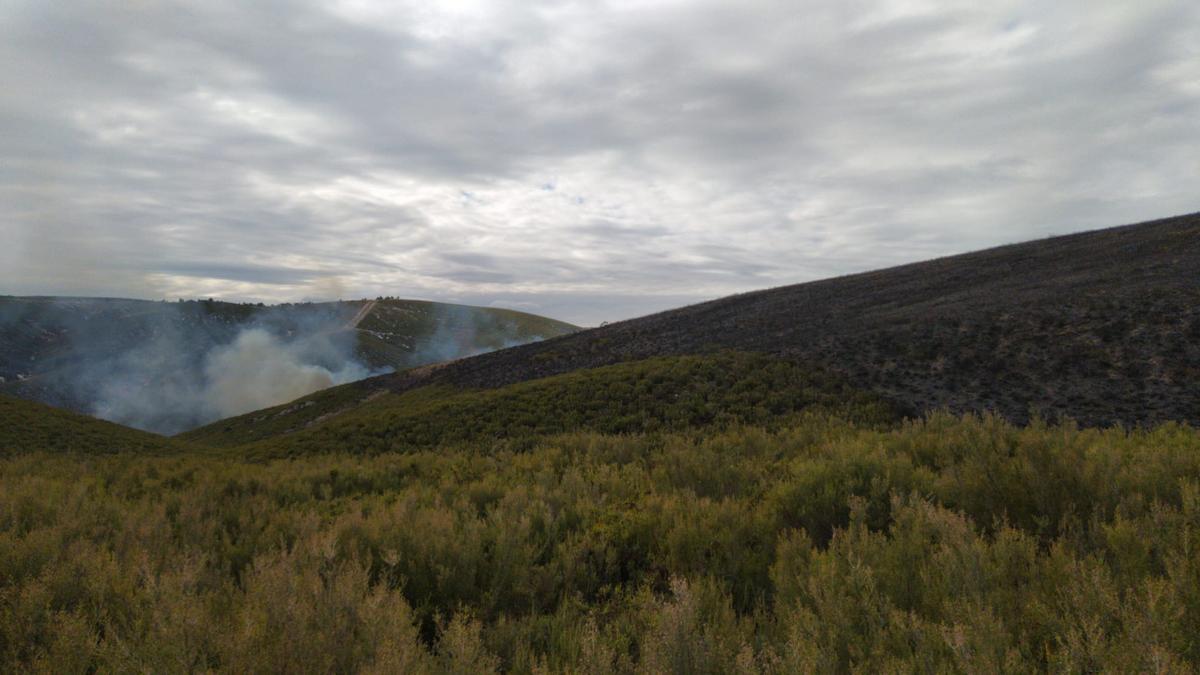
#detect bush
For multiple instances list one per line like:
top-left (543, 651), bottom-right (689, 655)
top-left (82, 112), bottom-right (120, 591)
top-left (3, 411), bottom-right (1200, 671)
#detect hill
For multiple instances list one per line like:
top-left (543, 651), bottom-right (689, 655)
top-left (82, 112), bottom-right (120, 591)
top-left (0, 394), bottom-right (179, 456)
top-left (184, 212), bottom-right (1200, 446)
top-left (351, 298), bottom-right (578, 369)
top-left (0, 296), bottom-right (576, 433)
top-left (343, 211), bottom-right (1200, 431)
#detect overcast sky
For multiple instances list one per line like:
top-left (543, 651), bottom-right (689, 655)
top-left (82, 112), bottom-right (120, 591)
top-left (2, 0), bottom-right (1197, 325)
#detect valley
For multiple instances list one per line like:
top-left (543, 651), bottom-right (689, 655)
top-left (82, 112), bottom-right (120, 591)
top-left (0, 296), bottom-right (576, 434)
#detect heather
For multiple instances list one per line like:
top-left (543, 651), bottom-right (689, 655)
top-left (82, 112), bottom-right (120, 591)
top-left (4, 412), bottom-right (1198, 672)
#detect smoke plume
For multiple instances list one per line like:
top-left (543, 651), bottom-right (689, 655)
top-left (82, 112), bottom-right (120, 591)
top-left (85, 322), bottom-right (383, 434)
top-left (201, 328), bottom-right (369, 420)
top-left (1, 297), bottom-right (553, 435)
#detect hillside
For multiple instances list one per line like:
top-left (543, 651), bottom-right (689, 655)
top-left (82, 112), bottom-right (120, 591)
top-left (0, 296), bottom-right (576, 433)
top-left (0, 394), bottom-right (179, 456)
top-left (352, 298), bottom-right (578, 370)
top-left (312, 211), bottom-right (1198, 432)
top-left (179, 352), bottom-right (899, 451)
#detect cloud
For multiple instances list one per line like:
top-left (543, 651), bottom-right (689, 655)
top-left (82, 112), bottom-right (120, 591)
top-left (1, 0), bottom-right (1198, 325)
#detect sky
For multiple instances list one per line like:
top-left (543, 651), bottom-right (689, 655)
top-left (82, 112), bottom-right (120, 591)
top-left (2, 0), bottom-right (1198, 326)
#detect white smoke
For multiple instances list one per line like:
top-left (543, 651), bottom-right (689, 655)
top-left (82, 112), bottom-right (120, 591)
top-left (91, 322), bottom-right (384, 434)
top-left (200, 328), bottom-right (370, 420)
top-left (7, 298), bottom-right (537, 435)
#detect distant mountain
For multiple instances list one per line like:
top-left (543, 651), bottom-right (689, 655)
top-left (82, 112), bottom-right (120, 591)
top-left (0, 296), bottom-right (576, 433)
top-left (187, 211), bottom-right (1199, 445)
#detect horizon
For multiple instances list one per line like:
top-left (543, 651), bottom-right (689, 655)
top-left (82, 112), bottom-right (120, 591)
top-left (6, 208), bottom-right (1196, 327)
top-left (3, 1), bottom-right (1199, 325)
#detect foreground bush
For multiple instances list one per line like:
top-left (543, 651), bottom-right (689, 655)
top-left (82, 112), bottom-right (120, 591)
top-left (2, 413), bottom-right (1199, 672)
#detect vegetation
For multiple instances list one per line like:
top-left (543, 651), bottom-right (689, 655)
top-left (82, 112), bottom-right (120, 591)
top-left (0, 295), bottom-right (576, 428)
top-left (8, 218), bottom-right (1200, 671)
top-left (0, 395), bottom-right (179, 457)
top-left (181, 353), bottom-right (897, 452)
top-left (351, 299), bottom-right (577, 371)
top-left (4, 354), bottom-right (1200, 670)
top-left (357, 213), bottom-right (1200, 430)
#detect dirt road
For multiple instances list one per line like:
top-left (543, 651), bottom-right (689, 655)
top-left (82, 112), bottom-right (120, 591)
top-left (344, 300), bottom-right (377, 330)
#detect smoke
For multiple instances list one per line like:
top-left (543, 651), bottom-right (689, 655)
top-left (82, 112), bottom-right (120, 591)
top-left (1, 296), bottom-right (549, 435)
top-left (406, 303), bottom-right (546, 366)
top-left (200, 328), bottom-right (369, 420)
top-left (71, 301), bottom-right (388, 434)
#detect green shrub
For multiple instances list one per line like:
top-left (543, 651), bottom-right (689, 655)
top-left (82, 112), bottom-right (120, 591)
top-left (4, 375), bottom-right (1200, 671)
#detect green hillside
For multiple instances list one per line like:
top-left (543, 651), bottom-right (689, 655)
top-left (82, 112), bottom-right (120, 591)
top-left (351, 298), bottom-right (578, 370)
top-left (179, 352), bottom-right (900, 452)
top-left (0, 394), bottom-right (179, 456)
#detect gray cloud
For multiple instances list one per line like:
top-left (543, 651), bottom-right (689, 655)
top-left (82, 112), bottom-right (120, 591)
top-left (2, 0), bottom-right (1198, 325)
top-left (156, 261), bottom-right (332, 286)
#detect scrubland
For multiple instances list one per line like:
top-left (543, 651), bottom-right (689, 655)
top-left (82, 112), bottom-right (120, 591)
top-left (4, 408), bottom-right (1199, 672)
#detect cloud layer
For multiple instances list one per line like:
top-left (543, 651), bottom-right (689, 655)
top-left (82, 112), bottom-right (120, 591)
top-left (3, 0), bottom-right (1198, 324)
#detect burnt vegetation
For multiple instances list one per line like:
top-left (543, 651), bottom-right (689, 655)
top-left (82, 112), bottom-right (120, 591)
top-left (382, 212), bottom-right (1200, 429)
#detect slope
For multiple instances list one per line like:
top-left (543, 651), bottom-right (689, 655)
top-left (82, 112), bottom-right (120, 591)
top-left (382, 211), bottom-right (1200, 428)
top-left (0, 394), bottom-right (180, 456)
top-left (350, 298), bottom-right (577, 370)
top-left (182, 211), bottom-right (1200, 443)
top-left (179, 352), bottom-right (900, 451)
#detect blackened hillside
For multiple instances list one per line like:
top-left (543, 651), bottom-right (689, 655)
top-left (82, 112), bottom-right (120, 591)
top-left (383, 212), bottom-right (1200, 428)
